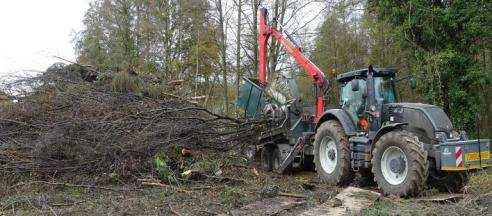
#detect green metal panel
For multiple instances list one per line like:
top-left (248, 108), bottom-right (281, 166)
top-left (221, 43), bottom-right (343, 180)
top-left (236, 78), bottom-right (266, 118)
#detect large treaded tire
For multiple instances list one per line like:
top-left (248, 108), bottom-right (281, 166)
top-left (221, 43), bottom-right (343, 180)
top-left (314, 120), bottom-right (353, 185)
top-left (260, 146), bottom-right (274, 171)
top-left (272, 147), bottom-right (281, 171)
top-left (372, 131), bottom-right (428, 197)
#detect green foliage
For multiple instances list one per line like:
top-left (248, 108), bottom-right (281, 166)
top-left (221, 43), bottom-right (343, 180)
top-left (311, 2), bottom-right (369, 106)
top-left (363, 170), bottom-right (491, 216)
top-left (219, 186), bottom-right (249, 208)
top-left (466, 169), bottom-right (492, 194)
top-left (110, 72), bottom-right (143, 93)
top-left (154, 152), bottom-right (177, 184)
top-left (312, 1), bottom-right (414, 106)
top-left (191, 160), bottom-right (220, 174)
top-left (144, 83), bottom-right (167, 99)
top-left (0, 91), bottom-right (12, 106)
top-left (315, 1), bottom-right (491, 135)
top-left (312, 3), bottom-right (367, 74)
top-left (259, 183), bottom-right (280, 198)
top-left (370, 0), bottom-right (491, 136)
top-left (75, 0), bottom-right (220, 87)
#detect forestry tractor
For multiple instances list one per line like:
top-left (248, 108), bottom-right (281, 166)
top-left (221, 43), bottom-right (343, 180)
top-left (237, 8), bottom-right (490, 197)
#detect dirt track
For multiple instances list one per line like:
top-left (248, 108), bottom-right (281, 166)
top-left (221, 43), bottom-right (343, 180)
top-left (1, 167), bottom-right (491, 215)
top-left (0, 166), bottom-right (339, 215)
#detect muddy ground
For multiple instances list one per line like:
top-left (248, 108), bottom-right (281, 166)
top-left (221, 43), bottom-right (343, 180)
top-left (1, 159), bottom-right (490, 216)
top-left (0, 167), bottom-right (336, 215)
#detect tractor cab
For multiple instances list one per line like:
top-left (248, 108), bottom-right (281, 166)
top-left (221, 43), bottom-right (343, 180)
top-left (336, 68), bottom-right (397, 131)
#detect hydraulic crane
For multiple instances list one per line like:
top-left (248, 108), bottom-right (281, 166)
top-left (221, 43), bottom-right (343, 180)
top-left (238, 7), bottom-right (490, 197)
top-left (257, 8), bottom-right (328, 122)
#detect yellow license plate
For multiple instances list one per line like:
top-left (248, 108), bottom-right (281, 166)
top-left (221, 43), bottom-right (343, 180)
top-left (465, 151), bottom-right (490, 162)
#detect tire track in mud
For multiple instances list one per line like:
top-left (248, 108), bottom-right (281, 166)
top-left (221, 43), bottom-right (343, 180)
top-left (224, 170), bottom-right (382, 216)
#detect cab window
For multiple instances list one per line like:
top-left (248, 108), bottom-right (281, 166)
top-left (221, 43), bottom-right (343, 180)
top-left (340, 79), bottom-right (366, 124)
top-left (374, 77), bottom-right (396, 103)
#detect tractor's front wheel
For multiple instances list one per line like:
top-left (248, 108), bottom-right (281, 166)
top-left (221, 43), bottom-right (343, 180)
top-left (314, 120), bottom-right (353, 185)
top-left (372, 131), bottom-right (428, 197)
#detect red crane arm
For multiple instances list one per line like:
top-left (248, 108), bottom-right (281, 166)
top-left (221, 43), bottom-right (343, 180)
top-left (257, 8), bottom-right (328, 122)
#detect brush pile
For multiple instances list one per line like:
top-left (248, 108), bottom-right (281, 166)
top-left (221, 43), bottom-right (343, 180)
top-left (0, 63), bottom-right (260, 183)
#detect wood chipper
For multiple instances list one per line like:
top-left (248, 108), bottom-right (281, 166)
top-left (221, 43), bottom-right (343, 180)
top-left (237, 7), bottom-right (490, 197)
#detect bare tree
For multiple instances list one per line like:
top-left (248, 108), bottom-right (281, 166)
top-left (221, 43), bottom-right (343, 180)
top-left (268, 0), bottom-right (288, 77)
top-left (235, 0), bottom-right (243, 99)
top-left (251, 0), bottom-right (260, 78)
top-left (215, 0), bottom-right (229, 114)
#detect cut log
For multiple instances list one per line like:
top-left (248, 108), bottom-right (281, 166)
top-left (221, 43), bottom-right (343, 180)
top-left (223, 197), bottom-right (305, 216)
top-left (300, 187), bottom-right (380, 216)
top-left (417, 193), bottom-right (464, 203)
top-left (278, 192), bottom-right (308, 198)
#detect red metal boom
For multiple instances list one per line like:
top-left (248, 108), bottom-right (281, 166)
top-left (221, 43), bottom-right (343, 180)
top-left (257, 8), bottom-right (328, 122)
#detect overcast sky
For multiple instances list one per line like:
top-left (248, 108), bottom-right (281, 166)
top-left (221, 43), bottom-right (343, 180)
top-left (0, 0), bottom-right (324, 79)
top-left (0, 0), bottom-right (91, 78)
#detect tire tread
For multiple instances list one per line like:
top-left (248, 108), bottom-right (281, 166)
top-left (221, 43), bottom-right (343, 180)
top-left (314, 120), bottom-right (353, 185)
top-left (371, 130), bottom-right (428, 197)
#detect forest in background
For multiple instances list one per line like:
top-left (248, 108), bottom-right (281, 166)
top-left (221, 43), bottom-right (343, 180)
top-left (73, 0), bottom-right (491, 137)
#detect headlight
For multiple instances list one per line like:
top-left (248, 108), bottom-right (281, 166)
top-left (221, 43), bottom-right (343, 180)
top-left (449, 131), bottom-right (459, 139)
top-left (435, 132), bottom-right (447, 142)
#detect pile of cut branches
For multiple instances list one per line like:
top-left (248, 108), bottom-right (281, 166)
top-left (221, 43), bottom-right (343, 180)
top-left (0, 63), bottom-right (260, 183)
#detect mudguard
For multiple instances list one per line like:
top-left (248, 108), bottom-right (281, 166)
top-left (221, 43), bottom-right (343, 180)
top-left (316, 109), bottom-right (356, 134)
top-left (373, 123), bottom-right (407, 143)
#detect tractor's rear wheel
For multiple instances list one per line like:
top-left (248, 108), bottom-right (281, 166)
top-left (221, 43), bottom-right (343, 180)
top-left (372, 131), bottom-right (428, 197)
top-left (314, 120), bottom-right (353, 185)
top-left (260, 145), bottom-right (274, 171)
top-left (272, 147), bottom-right (282, 171)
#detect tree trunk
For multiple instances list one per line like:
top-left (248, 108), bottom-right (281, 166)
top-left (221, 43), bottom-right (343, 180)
top-left (216, 0), bottom-right (228, 114)
top-left (268, 0), bottom-right (280, 78)
top-left (251, 0), bottom-right (260, 78)
top-left (236, 0), bottom-right (242, 101)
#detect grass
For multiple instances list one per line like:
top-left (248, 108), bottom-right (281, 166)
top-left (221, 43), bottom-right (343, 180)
top-left (3, 150), bottom-right (487, 215)
top-left (363, 169), bottom-right (492, 216)
top-left (0, 152), bottom-right (336, 215)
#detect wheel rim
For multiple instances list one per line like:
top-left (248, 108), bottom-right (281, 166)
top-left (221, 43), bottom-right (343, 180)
top-left (381, 146), bottom-right (408, 185)
top-left (319, 136), bottom-right (337, 174)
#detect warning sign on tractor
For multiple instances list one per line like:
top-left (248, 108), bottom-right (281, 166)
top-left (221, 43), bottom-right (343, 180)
top-left (465, 151), bottom-right (490, 162)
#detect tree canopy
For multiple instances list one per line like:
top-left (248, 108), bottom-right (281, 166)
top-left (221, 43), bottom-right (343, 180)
top-left (369, 0), bottom-right (491, 136)
top-left (312, 0), bottom-right (490, 136)
top-left (74, 0), bottom-right (490, 136)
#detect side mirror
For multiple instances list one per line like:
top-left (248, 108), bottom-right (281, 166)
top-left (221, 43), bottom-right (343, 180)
top-left (410, 77), bottom-right (417, 89)
top-left (351, 79), bottom-right (359, 91)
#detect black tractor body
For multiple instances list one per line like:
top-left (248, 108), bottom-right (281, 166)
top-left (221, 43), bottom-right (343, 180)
top-left (313, 66), bottom-right (489, 196)
top-left (237, 66), bottom-right (489, 196)
top-left (317, 67), bottom-right (489, 171)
